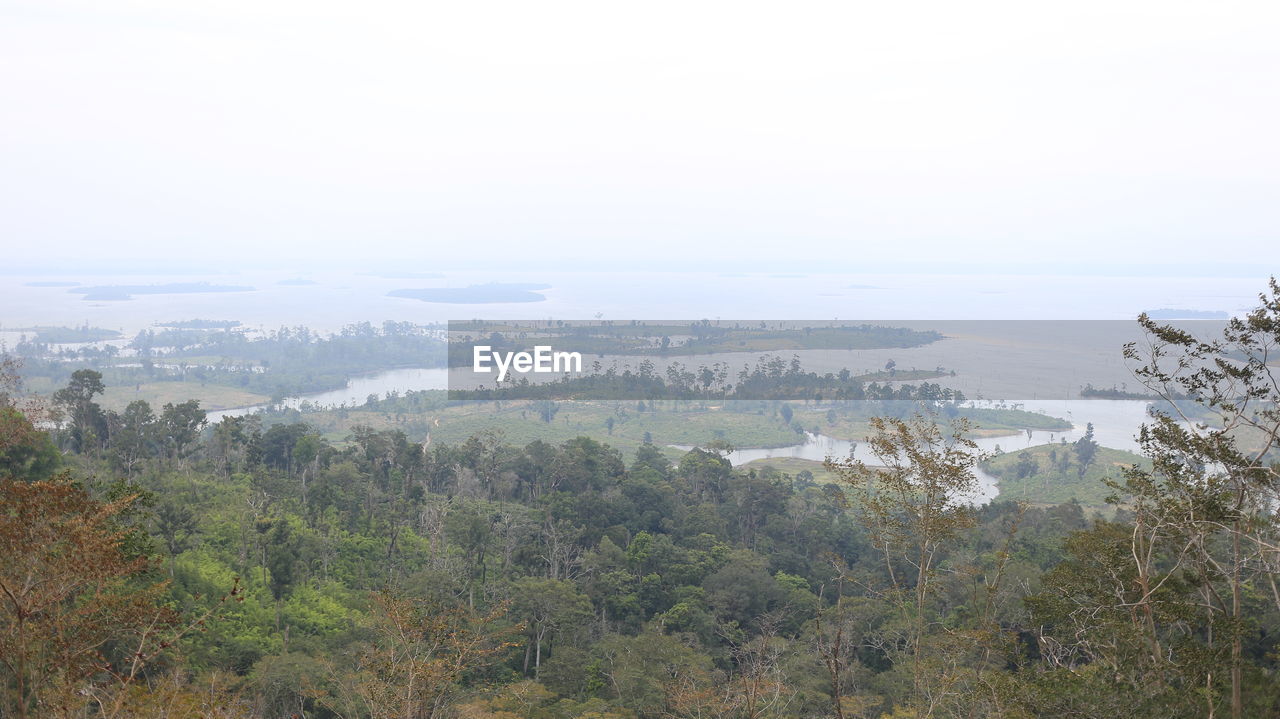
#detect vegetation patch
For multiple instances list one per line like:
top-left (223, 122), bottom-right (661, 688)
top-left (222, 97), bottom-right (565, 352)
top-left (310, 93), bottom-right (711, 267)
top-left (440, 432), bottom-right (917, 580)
top-left (9, 325), bottom-right (123, 343)
top-left (98, 382), bottom-right (269, 412)
top-left (983, 440), bottom-right (1149, 507)
top-left (389, 282), bottom-right (551, 303)
top-left (70, 282), bottom-right (255, 300)
top-left (740, 457), bottom-right (843, 484)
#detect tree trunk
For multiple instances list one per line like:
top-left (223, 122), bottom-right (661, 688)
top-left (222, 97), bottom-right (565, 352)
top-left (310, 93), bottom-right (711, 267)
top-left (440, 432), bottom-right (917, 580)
top-left (1231, 520), bottom-right (1243, 719)
top-left (535, 626), bottom-right (546, 678)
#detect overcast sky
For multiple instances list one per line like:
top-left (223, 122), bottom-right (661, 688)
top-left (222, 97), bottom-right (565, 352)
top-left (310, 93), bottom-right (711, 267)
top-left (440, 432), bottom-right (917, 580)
top-left (1, 0), bottom-right (1277, 271)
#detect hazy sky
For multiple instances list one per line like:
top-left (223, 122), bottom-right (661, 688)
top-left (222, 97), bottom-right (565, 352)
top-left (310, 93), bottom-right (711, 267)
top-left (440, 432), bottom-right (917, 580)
top-left (2, 0), bottom-right (1277, 270)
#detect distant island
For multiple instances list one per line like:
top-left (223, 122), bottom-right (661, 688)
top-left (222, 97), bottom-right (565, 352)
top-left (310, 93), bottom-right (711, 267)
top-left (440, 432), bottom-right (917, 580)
top-left (364, 271), bottom-right (446, 279)
top-left (70, 282), bottom-right (255, 301)
top-left (1144, 308), bottom-right (1229, 319)
top-left (9, 325), bottom-right (122, 343)
top-left (155, 319), bottom-right (242, 329)
top-left (448, 320), bottom-right (942, 358)
top-left (388, 282), bottom-right (551, 303)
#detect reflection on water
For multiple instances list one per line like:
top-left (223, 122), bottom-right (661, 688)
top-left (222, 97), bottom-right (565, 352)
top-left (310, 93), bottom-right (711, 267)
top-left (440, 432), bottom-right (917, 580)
top-left (206, 367), bottom-right (449, 423)
top-left (284, 367), bottom-right (449, 408)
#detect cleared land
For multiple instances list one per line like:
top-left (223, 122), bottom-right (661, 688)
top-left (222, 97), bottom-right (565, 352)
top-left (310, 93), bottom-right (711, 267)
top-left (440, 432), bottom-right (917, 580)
top-left (97, 382), bottom-right (269, 412)
top-left (740, 457), bottom-right (844, 483)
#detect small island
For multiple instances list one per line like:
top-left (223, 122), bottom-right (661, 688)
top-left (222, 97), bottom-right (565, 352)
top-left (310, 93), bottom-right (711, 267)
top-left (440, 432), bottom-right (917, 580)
top-left (389, 282), bottom-right (551, 303)
top-left (70, 282), bottom-right (255, 301)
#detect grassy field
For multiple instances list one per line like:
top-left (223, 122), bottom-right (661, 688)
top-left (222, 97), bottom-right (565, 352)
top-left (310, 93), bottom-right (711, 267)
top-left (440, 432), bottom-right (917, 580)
top-left (276, 397), bottom-right (1080, 476)
top-left (792, 405), bottom-right (1070, 443)
top-left (740, 457), bottom-right (845, 483)
top-left (983, 444), bottom-right (1150, 507)
top-left (791, 411), bottom-right (877, 442)
top-left (429, 401), bottom-right (808, 460)
top-left (955, 407), bottom-right (1074, 432)
top-left (282, 400), bottom-right (802, 461)
top-left (97, 382), bottom-right (269, 412)
top-left (25, 376), bottom-right (268, 412)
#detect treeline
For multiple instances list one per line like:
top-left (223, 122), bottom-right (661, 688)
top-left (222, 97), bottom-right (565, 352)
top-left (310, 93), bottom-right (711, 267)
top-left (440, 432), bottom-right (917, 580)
top-left (454, 353), bottom-right (962, 402)
top-left (5, 324), bottom-right (123, 344)
top-left (14, 321), bottom-right (447, 401)
top-left (446, 321), bottom-right (942, 364)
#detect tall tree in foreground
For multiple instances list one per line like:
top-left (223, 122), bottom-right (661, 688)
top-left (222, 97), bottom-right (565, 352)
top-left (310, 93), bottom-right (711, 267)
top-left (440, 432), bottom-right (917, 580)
top-left (825, 412), bottom-right (991, 718)
top-left (1026, 278), bottom-right (1280, 718)
top-left (1120, 278), bottom-right (1280, 719)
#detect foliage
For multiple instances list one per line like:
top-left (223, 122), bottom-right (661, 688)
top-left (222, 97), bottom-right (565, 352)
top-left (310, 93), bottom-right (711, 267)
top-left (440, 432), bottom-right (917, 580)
top-left (0, 476), bottom-right (241, 719)
top-left (982, 442), bottom-right (1149, 506)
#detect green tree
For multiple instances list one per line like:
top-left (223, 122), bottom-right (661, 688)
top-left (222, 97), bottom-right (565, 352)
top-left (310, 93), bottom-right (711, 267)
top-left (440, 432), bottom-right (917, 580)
top-left (825, 412), bottom-right (988, 718)
top-left (108, 400), bottom-right (156, 476)
top-left (0, 407), bottom-right (59, 482)
top-left (154, 498), bottom-right (195, 578)
top-left (51, 368), bottom-right (107, 453)
top-left (1106, 279), bottom-right (1280, 718)
top-left (158, 399), bottom-right (206, 466)
top-left (511, 577), bottom-right (592, 678)
top-left (1072, 422), bottom-right (1098, 475)
top-left (533, 400), bottom-right (560, 423)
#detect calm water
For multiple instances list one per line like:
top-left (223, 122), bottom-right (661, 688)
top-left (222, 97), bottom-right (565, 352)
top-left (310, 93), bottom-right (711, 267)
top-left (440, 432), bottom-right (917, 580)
top-left (0, 270), bottom-right (1265, 336)
top-left (205, 367), bottom-right (450, 423)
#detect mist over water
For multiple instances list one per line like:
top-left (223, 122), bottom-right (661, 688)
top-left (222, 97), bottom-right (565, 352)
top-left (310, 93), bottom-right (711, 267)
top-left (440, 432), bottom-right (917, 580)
top-left (0, 269), bottom-right (1266, 334)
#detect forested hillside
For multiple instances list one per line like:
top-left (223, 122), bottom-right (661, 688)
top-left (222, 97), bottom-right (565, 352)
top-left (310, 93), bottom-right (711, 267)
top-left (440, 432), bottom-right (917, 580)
top-left (3, 282), bottom-right (1280, 718)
